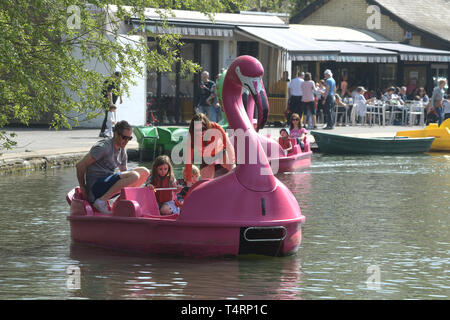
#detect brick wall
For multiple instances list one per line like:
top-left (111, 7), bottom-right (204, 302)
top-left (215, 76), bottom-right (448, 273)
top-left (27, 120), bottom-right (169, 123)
top-left (301, 0), bottom-right (416, 43)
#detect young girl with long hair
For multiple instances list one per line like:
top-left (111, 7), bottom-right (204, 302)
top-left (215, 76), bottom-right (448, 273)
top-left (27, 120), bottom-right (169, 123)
top-left (147, 155), bottom-right (179, 215)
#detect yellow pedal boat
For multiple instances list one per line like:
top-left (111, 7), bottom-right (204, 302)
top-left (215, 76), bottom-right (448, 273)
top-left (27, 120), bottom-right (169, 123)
top-left (396, 119), bottom-right (450, 151)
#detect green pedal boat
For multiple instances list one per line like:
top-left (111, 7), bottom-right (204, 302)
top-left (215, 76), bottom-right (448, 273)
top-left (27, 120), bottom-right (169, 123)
top-left (133, 126), bottom-right (189, 161)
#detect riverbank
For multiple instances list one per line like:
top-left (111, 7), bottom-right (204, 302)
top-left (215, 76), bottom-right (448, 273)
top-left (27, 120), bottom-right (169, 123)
top-left (0, 124), bottom-right (425, 174)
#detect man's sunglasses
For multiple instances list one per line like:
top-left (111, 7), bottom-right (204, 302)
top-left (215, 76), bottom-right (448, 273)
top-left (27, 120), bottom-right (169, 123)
top-left (120, 134), bottom-right (133, 141)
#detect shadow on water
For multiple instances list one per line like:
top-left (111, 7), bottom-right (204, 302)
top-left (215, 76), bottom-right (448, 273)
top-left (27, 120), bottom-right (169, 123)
top-left (68, 243), bottom-right (304, 300)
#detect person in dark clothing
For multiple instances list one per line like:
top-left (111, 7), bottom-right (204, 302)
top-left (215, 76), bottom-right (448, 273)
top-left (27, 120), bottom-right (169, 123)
top-left (99, 71), bottom-right (122, 138)
top-left (197, 71), bottom-right (218, 122)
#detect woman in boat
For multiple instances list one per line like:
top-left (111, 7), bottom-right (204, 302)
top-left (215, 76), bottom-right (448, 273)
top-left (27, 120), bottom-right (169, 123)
top-left (184, 113), bottom-right (235, 181)
top-left (147, 155), bottom-right (179, 215)
top-left (288, 113), bottom-right (305, 150)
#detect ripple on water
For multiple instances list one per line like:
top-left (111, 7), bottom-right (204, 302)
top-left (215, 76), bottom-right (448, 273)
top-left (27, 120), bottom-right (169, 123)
top-left (0, 155), bottom-right (449, 300)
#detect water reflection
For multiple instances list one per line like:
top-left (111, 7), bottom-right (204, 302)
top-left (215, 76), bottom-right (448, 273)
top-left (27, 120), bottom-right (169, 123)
top-left (68, 244), bottom-right (303, 300)
top-left (0, 153), bottom-right (449, 299)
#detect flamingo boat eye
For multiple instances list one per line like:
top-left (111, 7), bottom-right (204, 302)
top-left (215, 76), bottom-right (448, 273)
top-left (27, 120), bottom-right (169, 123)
top-left (66, 55), bottom-right (308, 258)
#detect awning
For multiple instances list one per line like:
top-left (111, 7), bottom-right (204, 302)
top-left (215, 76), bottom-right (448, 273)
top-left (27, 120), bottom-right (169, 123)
top-left (130, 18), bottom-right (234, 38)
top-left (237, 26), bottom-right (340, 61)
top-left (319, 41), bottom-right (398, 63)
top-left (142, 24), bottom-right (233, 37)
top-left (357, 42), bottom-right (450, 62)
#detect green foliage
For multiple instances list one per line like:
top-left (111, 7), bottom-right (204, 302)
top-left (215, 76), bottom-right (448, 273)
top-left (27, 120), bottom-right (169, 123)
top-left (0, 0), bottom-right (244, 150)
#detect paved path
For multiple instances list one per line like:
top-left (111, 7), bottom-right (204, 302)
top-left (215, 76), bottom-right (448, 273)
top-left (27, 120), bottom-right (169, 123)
top-left (1, 124), bottom-right (425, 160)
top-left (0, 127), bottom-right (138, 160)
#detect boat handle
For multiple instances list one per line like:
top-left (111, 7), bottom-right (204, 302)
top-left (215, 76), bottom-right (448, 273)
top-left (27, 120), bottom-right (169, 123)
top-left (243, 226), bottom-right (287, 242)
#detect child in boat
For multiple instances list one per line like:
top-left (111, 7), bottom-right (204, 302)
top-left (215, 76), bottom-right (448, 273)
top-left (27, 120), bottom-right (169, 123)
top-left (289, 112), bottom-right (306, 150)
top-left (146, 155), bottom-right (179, 215)
top-left (278, 128), bottom-right (292, 156)
top-left (176, 165), bottom-right (200, 206)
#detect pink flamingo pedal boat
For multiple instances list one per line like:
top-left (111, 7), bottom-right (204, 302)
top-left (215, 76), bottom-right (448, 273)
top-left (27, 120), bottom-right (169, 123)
top-left (66, 56), bottom-right (306, 257)
top-left (241, 83), bottom-right (312, 174)
top-left (269, 136), bottom-right (312, 173)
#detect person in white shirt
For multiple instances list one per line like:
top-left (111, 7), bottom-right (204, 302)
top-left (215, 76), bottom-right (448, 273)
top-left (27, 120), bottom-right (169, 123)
top-left (287, 72), bottom-right (304, 122)
top-left (106, 105), bottom-right (117, 138)
top-left (353, 87), bottom-right (375, 124)
top-left (301, 72), bottom-right (317, 129)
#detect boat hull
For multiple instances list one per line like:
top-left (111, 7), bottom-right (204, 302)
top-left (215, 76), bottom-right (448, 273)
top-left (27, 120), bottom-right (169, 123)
top-left (311, 131), bottom-right (434, 155)
top-left (67, 216), bottom-right (303, 257)
top-left (270, 151), bottom-right (312, 173)
top-left (66, 185), bottom-right (305, 258)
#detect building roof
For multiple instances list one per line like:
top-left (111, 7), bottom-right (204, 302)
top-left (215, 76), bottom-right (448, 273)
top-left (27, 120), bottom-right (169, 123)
top-left (116, 6), bottom-right (286, 27)
top-left (291, 0), bottom-right (450, 45)
top-left (321, 41), bottom-right (398, 63)
top-left (236, 26), bottom-right (340, 61)
top-left (357, 42), bottom-right (450, 62)
top-left (370, 0), bottom-right (450, 44)
top-left (289, 24), bottom-right (389, 41)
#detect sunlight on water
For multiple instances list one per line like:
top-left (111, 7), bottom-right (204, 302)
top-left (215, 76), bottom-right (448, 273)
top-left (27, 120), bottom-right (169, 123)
top-left (0, 153), bottom-right (448, 299)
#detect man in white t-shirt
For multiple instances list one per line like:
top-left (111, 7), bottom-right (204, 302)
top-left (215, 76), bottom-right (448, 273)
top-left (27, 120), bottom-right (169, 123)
top-left (287, 72), bottom-right (304, 122)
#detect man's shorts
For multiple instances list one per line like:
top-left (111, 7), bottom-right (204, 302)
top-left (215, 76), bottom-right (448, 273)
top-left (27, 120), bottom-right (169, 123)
top-left (92, 172), bottom-right (122, 200)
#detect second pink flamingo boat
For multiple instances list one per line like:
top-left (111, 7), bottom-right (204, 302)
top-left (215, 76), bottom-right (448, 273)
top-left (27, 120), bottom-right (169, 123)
top-left (66, 56), bottom-right (306, 257)
top-left (242, 83), bottom-right (312, 174)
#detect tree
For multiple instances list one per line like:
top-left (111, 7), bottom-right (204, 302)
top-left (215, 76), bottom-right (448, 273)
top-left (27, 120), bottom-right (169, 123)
top-left (0, 0), bottom-right (243, 151)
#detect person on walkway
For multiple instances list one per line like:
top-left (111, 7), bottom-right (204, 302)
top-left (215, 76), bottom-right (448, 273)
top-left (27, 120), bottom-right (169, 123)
top-left (197, 71), bottom-right (218, 122)
top-left (431, 79), bottom-right (447, 126)
top-left (287, 72), bottom-right (304, 123)
top-left (322, 69), bottom-right (336, 129)
top-left (99, 71), bottom-right (122, 138)
top-left (184, 113), bottom-right (235, 181)
top-left (443, 95), bottom-right (450, 121)
top-left (340, 74), bottom-right (349, 98)
top-left (301, 72), bottom-right (317, 129)
top-left (77, 120), bottom-right (150, 214)
top-left (105, 105), bottom-right (117, 138)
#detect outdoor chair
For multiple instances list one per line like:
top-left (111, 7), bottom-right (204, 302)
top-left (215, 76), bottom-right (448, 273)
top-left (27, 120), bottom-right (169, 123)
top-left (406, 101), bottom-right (424, 126)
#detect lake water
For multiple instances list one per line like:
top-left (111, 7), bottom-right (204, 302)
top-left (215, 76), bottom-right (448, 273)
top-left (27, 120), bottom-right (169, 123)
top-left (0, 153), bottom-right (449, 300)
